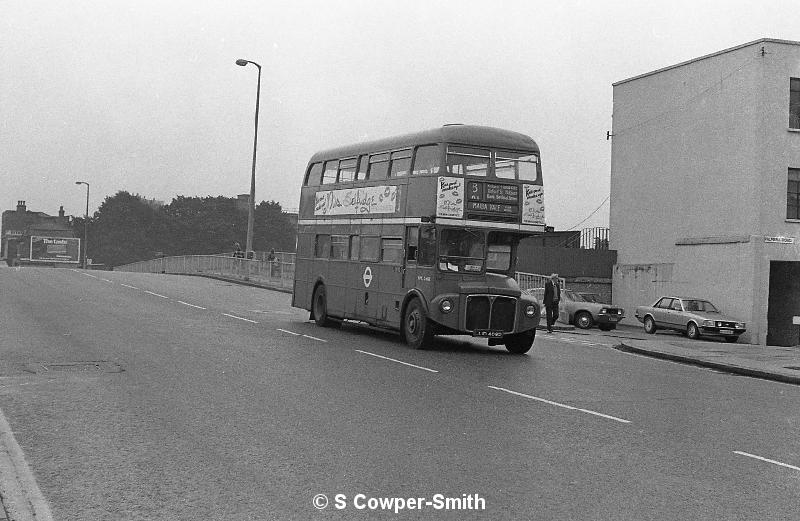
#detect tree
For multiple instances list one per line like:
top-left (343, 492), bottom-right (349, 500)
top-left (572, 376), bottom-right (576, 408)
top-left (80, 191), bottom-right (167, 267)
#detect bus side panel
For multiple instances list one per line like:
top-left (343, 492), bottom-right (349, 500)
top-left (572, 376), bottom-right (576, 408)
top-left (326, 259), bottom-right (348, 317)
top-left (292, 231), bottom-right (315, 310)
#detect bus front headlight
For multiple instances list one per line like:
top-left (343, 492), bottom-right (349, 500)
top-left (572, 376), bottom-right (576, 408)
top-left (440, 299), bottom-right (453, 313)
top-left (525, 304), bottom-right (537, 317)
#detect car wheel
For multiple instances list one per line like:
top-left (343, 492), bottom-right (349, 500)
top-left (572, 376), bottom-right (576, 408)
top-left (403, 298), bottom-right (434, 349)
top-left (725, 336), bottom-right (739, 343)
top-left (643, 316), bottom-right (657, 334)
top-left (687, 322), bottom-right (701, 340)
top-left (575, 311), bottom-right (594, 329)
top-left (505, 330), bottom-right (535, 354)
top-left (312, 284), bottom-right (339, 328)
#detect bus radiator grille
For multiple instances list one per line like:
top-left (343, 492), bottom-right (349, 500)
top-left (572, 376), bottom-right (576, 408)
top-left (466, 296), bottom-right (516, 333)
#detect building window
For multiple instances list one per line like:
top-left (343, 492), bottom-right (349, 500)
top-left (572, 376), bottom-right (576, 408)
top-left (791, 78), bottom-right (800, 129)
top-left (787, 168), bottom-right (800, 220)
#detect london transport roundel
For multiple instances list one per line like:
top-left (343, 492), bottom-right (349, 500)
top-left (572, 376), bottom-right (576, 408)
top-left (363, 266), bottom-right (373, 288)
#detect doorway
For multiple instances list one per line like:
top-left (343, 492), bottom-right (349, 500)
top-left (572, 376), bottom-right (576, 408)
top-left (767, 261), bottom-right (800, 346)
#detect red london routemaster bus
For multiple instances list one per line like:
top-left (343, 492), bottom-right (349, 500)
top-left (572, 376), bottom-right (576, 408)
top-left (292, 125), bottom-right (546, 353)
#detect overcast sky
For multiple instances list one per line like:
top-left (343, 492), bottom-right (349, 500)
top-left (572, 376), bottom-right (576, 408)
top-left (2, 1), bottom-right (799, 230)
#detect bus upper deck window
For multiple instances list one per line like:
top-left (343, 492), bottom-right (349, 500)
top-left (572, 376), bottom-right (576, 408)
top-left (322, 160), bottom-right (339, 184)
top-left (304, 162), bottom-right (323, 186)
top-left (412, 145), bottom-right (441, 175)
top-left (356, 155), bottom-right (369, 180)
top-left (368, 153), bottom-right (390, 179)
top-left (389, 150), bottom-right (412, 177)
top-left (495, 151), bottom-right (538, 181)
top-left (447, 146), bottom-right (489, 177)
top-left (338, 158), bottom-right (357, 183)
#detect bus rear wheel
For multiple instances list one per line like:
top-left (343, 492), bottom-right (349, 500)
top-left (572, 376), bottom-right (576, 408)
top-left (312, 284), bottom-right (339, 328)
top-left (505, 330), bottom-right (535, 354)
top-left (403, 299), bottom-right (434, 349)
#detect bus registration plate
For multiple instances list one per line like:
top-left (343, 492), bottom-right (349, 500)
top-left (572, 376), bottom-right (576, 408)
top-left (473, 330), bottom-right (504, 338)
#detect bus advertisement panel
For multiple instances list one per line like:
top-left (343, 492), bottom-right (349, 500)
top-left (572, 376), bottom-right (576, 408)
top-left (292, 125), bottom-right (544, 354)
top-left (29, 236), bottom-right (80, 263)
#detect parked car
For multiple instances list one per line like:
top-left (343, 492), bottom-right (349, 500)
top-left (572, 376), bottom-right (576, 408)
top-left (559, 290), bottom-right (625, 331)
top-left (634, 296), bottom-right (746, 342)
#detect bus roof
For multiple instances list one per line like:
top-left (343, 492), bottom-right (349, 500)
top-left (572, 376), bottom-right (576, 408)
top-left (308, 124), bottom-right (539, 163)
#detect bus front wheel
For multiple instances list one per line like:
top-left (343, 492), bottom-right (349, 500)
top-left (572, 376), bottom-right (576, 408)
top-left (505, 330), bottom-right (535, 354)
top-left (312, 285), bottom-right (339, 328)
top-left (402, 299), bottom-right (434, 349)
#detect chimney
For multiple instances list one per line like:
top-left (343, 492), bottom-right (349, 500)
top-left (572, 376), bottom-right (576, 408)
top-left (16, 201), bottom-right (26, 213)
top-left (59, 206), bottom-right (65, 217)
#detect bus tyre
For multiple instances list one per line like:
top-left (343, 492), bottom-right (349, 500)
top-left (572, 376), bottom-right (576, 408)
top-left (505, 330), bottom-right (535, 354)
top-left (403, 299), bottom-right (434, 349)
top-left (312, 285), bottom-right (338, 328)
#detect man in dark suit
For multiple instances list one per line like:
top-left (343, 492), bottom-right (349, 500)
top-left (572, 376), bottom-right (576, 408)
top-left (543, 273), bottom-right (561, 333)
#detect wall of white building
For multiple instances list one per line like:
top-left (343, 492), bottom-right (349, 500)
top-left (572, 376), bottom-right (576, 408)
top-left (610, 39), bottom-right (800, 345)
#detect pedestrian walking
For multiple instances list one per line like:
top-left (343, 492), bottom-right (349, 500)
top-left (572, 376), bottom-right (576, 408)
top-left (267, 248), bottom-right (278, 277)
top-left (543, 273), bottom-right (561, 333)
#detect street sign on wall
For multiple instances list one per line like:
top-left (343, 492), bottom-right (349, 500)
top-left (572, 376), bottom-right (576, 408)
top-left (29, 236), bottom-right (80, 263)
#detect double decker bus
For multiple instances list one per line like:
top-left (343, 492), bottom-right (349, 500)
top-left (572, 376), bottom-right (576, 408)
top-left (292, 125), bottom-right (546, 353)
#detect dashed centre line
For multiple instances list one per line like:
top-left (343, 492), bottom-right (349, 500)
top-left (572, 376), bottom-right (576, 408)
top-left (733, 451), bottom-right (800, 472)
top-left (276, 328), bottom-right (301, 336)
top-left (120, 283), bottom-right (139, 290)
top-left (143, 290), bottom-right (169, 299)
top-left (177, 301), bottom-right (206, 310)
top-left (355, 350), bottom-right (438, 373)
top-left (488, 385), bottom-right (631, 424)
top-left (222, 313), bottom-right (258, 323)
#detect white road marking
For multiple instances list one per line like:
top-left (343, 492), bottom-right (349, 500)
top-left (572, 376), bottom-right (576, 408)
top-left (0, 406), bottom-right (54, 520)
top-left (302, 334), bottom-right (327, 342)
top-left (487, 385), bottom-right (631, 424)
top-left (120, 283), bottom-right (139, 290)
top-left (144, 290), bottom-right (169, 299)
top-left (177, 301), bottom-right (206, 310)
top-left (277, 328), bottom-right (301, 336)
top-left (100, 278), bottom-right (114, 283)
top-left (222, 313), bottom-right (258, 323)
top-left (355, 350), bottom-right (438, 373)
top-left (81, 273), bottom-right (98, 278)
top-left (733, 451), bottom-right (800, 472)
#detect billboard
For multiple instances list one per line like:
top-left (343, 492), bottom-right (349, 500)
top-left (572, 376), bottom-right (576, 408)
top-left (29, 236), bottom-right (80, 263)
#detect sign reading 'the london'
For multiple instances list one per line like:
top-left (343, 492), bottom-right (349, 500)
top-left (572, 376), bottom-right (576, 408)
top-left (314, 185), bottom-right (398, 216)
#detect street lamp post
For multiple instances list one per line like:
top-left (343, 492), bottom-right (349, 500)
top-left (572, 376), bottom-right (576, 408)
top-left (235, 58), bottom-right (261, 258)
top-left (75, 181), bottom-right (89, 269)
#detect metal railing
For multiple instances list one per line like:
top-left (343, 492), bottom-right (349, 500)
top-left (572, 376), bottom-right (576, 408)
top-left (115, 253), bottom-right (557, 298)
top-left (115, 252), bottom-right (295, 289)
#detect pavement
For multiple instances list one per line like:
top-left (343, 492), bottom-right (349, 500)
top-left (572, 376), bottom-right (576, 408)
top-left (562, 323), bottom-right (800, 386)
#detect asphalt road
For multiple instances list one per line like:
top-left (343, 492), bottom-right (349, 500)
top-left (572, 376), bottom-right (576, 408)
top-left (0, 267), bottom-right (798, 520)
